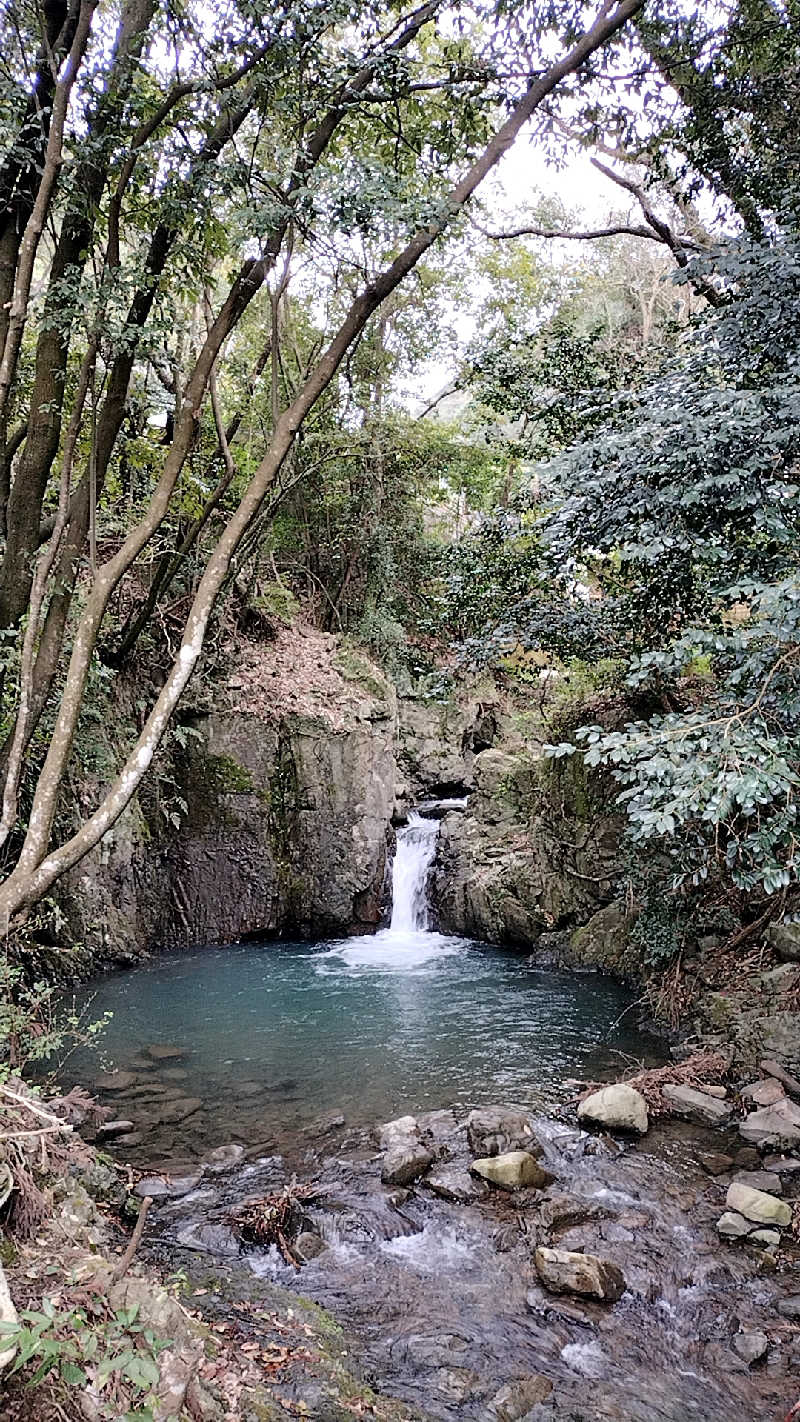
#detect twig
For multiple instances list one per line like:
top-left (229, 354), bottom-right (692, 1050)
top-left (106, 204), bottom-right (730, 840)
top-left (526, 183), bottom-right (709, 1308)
top-left (111, 1195), bottom-right (152, 1284)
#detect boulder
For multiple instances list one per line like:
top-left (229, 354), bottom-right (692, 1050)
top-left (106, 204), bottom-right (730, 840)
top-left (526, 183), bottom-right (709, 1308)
top-left (725, 1182), bottom-right (791, 1227)
top-left (205, 1143), bottom-right (245, 1171)
top-left (534, 1246), bottom-right (625, 1303)
top-left (739, 1096), bottom-right (800, 1148)
top-left (662, 1084), bottom-right (733, 1126)
top-left (470, 1151), bottom-right (550, 1191)
top-left (0, 1261), bottom-right (17, 1373)
top-left (379, 1117), bottom-right (433, 1186)
top-left (135, 1173), bottom-right (202, 1200)
top-left (577, 1084), bottom-right (648, 1136)
top-left (465, 1107), bottom-right (542, 1159)
top-left (777, 1296), bottom-right (800, 1320)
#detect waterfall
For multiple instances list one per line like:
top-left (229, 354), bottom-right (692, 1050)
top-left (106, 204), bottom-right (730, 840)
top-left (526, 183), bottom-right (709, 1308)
top-left (389, 812), bottom-right (440, 933)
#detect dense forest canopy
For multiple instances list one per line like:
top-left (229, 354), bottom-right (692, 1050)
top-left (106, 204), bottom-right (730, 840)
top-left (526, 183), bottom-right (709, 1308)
top-left (0, 0), bottom-right (799, 939)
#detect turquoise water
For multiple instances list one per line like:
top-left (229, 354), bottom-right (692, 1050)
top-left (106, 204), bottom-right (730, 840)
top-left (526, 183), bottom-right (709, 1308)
top-left (70, 931), bottom-right (665, 1164)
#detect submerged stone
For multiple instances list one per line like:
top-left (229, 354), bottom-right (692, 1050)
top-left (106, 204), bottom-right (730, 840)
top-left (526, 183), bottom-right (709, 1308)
top-left (147, 1044), bottom-right (187, 1061)
top-left (577, 1083), bottom-right (648, 1135)
top-left (488, 1376), bottom-right (553, 1420)
top-left (470, 1150), bottom-right (549, 1191)
top-left (96, 1070), bottom-right (138, 1092)
top-left (732, 1331), bottom-right (769, 1366)
top-left (534, 1246), bottom-right (626, 1303)
top-left (725, 1182), bottom-right (791, 1227)
top-left (426, 1167), bottom-right (486, 1203)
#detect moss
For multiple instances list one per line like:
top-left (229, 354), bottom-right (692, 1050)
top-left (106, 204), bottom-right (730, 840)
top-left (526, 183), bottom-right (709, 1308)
top-left (332, 643), bottom-right (391, 703)
top-left (206, 753), bottom-right (254, 794)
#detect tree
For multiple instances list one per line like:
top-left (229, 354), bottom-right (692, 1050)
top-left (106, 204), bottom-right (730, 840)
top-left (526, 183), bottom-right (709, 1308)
top-left (0, 0), bottom-right (646, 931)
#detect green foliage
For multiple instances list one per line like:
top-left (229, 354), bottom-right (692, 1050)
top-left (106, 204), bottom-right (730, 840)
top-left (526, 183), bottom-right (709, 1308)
top-left (0, 1296), bottom-right (169, 1417)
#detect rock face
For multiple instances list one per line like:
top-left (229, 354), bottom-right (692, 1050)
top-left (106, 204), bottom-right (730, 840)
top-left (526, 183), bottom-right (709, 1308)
top-left (434, 749), bottom-right (621, 947)
top-left (470, 1151), bottom-right (550, 1191)
top-left (534, 1246), bottom-right (626, 1303)
top-left (59, 631), bottom-right (397, 955)
top-left (577, 1084), bottom-right (649, 1136)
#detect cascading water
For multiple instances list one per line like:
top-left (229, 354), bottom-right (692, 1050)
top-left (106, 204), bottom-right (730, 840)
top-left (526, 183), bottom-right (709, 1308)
top-left (389, 811), bottom-right (440, 932)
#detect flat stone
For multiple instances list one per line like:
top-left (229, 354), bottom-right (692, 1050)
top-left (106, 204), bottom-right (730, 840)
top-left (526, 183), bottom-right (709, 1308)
top-left (777, 1295), bottom-right (800, 1319)
top-left (116, 1132), bottom-right (144, 1147)
top-left (471, 1151), bottom-right (550, 1191)
top-left (741, 1079), bottom-right (786, 1108)
top-left (732, 1171), bottom-right (782, 1195)
top-left (726, 1182), bottom-right (791, 1227)
top-left (734, 1147), bottom-right (762, 1168)
top-left (488, 1376), bottom-right (553, 1420)
top-left (465, 1107), bottom-right (542, 1158)
top-left (750, 1229), bottom-right (781, 1246)
top-left (662, 1084), bottom-right (733, 1126)
top-left (148, 1097), bottom-right (203, 1125)
top-left (161, 1069), bottom-right (190, 1083)
top-left (95, 1120), bottom-right (135, 1139)
top-left (732, 1331), bottom-right (769, 1366)
top-left (695, 1084), bottom-right (728, 1099)
top-left (716, 1211), bottom-right (753, 1239)
top-left (96, 1071), bottom-right (138, 1092)
top-left (739, 1097), bottom-right (800, 1148)
top-left (700, 1152), bottom-right (735, 1176)
top-left (176, 1222), bottom-right (240, 1256)
top-left (534, 1246), bottom-right (625, 1303)
top-left (577, 1084), bottom-right (648, 1136)
top-left (147, 1045), bottom-right (186, 1061)
top-left (763, 1154), bottom-right (800, 1174)
top-left (766, 922), bottom-right (800, 962)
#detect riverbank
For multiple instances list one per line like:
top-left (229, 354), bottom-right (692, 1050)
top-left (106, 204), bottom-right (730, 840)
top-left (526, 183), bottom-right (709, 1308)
top-left (3, 1059), bottom-right (800, 1421)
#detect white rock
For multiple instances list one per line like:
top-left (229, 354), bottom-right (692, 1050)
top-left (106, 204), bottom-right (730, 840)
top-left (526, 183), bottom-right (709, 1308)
top-left (0, 1261), bottom-right (18, 1372)
top-left (726, 1182), bottom-right (791, 1227)
top-left (577, 1084), bottom-right (648, 1135)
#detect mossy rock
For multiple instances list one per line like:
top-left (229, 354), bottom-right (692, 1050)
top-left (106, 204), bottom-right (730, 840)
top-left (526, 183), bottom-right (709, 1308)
top-left (332, 644), bottom-right (392, 704)
top-left (569, 902), bottom-right (640, 979)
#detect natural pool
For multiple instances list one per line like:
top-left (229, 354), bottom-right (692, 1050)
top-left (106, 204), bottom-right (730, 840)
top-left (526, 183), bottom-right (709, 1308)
top-left (68, 928), bottom-right (665, 1165)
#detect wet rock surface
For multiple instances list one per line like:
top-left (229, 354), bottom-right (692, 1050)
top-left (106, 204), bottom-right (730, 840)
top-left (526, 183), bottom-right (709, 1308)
top-left (138, 1104), bottom-right (800, 1422)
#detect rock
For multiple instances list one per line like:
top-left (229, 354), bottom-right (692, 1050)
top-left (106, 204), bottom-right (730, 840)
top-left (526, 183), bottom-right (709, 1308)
top-left (741, 1079), bottom-right (786, 1107)
top-left (760, 1059), bottom-right (800, 1099)
top-left (95, 1119), bottom-right (135, 1139)
top-left (488, 1376), bottom-right (553, 1420)
top-left (176, 1222), bottom-right (240, 1255)
top-left (734, 1147), bottom-right (762, 1168)
top-left (725, 1182), bottom-right (792, 1227)
top-left (379, 1116), bottom-right (434, 1186)
top-left (662, 1084), bottom-right (733, 1126)
top-left (763, 1154), bottom-right (800, 1174)
top-left (205, 1143), bottom-right (245, 1171)
top-left (95, 1070), bottom-right (138, 1092)
top-left (732, 1330), bottom-right (769, 1366)
top-left (750, 1228), bottom-right (780, 1246)
top-left (162, 1068), bottom-right (190, 1082)
top-left (149, 1096), bottom-right (203, 1125)
top-left (534, 1246), bottom-right (626, 1303)
top-left (695, 1084), bottom-right (728, 1099)
top-left (382, 1140), bottom-right (434, 1186)
top-left (465, 1107), bottom-right (542, 1158)
top-left (577, 1084), bottom-right (648, 1136)
top-left (116, 1132), bottom-right (144, 1147)
top-left (536, 1194), bottom-right (608, 1234)
top-left (739, 1097), bottom-right (800, 1148)
top-left (471, 1151), bottom-right (550, 1191)
top-left (0, 1261), bottom-right (18, 1373)
top-left (426, 1167), bottom-right (486, 1203)
top-left (294, 1231), bottom-right (327, 1261)
top-left (700, 1152), bottom-right (735, 1176)
top-left (732, 1171), bottom-right (782, 1195)
top-left (777, 1295), bottom-right (800, 1319)
top-left (766, 921), bottom-right (800, 962)
top-left (716, 1211), bottom-right (753, 1239)
top-left (147, 1044), bottom-right (187, 1061)
top-left (135, 1174), bottom-right (202, 1200)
